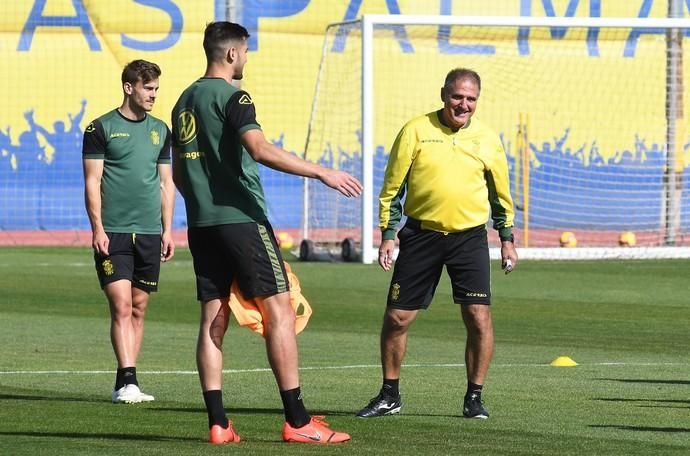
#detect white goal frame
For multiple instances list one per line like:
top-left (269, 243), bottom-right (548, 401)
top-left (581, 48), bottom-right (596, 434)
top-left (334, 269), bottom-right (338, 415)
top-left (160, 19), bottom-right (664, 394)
top-left (305, 15), bottom-right (690, 263)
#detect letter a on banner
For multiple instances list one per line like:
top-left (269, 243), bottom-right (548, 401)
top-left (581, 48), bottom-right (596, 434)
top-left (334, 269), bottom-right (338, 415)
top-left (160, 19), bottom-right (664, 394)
top-left (18, 0), bottom-right (101, 51)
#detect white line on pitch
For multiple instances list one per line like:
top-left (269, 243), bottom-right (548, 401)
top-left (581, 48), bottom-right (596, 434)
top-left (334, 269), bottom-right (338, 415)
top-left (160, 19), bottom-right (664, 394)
top-left (0, 361), bottom-right (686, 375)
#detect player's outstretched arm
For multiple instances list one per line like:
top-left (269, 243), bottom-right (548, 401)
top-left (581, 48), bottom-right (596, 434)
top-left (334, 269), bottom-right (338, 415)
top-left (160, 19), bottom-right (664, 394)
top-left (241, 129), bottom-right (362, 198)
top-left (318, 167), bottom-right (363, 198)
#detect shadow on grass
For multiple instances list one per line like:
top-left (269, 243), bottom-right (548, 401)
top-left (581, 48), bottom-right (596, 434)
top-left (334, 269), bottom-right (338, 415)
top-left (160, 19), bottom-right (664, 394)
top-left (154, 406), bottom-right (281, 415)
top-left (0, 393), bottom-right (105, 404)
top-left (596, 378), bottom-right (690, 385)
top-left (0, 431), bottom-right (199, 442)
top-left (153, 407), bottom-right (353, 417)
top-left (590, 425), bottom-right (690, 433)
top-left (594, 398), bottom-right (690, 405)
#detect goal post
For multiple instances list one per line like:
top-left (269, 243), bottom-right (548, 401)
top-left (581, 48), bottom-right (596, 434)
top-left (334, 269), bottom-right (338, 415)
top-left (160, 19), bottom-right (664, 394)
top-left (302, 15), bottom-right (690, 262)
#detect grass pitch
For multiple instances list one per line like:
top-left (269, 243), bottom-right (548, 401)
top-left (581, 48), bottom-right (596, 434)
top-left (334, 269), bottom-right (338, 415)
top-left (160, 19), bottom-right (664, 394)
top-left (0, 247), bottom-right (688, 455)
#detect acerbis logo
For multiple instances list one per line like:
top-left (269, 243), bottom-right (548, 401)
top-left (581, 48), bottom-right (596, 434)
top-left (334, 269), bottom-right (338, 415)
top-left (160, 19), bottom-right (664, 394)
top-left (238, 94), bottom-right (253, 105)
top-left (177, 110), bottom-right (197, 145)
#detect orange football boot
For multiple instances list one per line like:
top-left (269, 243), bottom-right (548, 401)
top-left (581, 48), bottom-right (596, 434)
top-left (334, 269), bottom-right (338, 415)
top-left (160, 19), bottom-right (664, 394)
top-left (282, 416), bottom-right (350, 444)
top-left (209, 421), bottom-right (241, 444)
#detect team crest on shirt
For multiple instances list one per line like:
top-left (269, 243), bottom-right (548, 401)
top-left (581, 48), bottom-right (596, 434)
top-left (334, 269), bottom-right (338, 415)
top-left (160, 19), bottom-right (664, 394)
top-left (150, 130), bottom-right (160, 145)
top-left (390, 283), bottom-right (401, 302)
top-left (238, 94), bottom-right (253, 105)
top-left (176, 109), bottom-right (198, 145)
top-left (102, 259), bottom-right (114, 276)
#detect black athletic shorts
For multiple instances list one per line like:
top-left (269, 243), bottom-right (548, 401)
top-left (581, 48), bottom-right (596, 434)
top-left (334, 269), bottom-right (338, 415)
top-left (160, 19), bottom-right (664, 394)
top-left (386, 221), bottom-right (491, 310)
top-left (187, 221), bottom-right (289, 303)
top-left (94, 232), bottom-right (161, 292)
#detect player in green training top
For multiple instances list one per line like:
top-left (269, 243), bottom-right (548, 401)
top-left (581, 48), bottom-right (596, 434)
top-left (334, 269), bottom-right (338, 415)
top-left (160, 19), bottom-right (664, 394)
top-left (171, 22), bottom-right (361, 445)
top-left (356, 68), bottom-right (518, 420)
top-left (82, 59), bottom-right (175, 404)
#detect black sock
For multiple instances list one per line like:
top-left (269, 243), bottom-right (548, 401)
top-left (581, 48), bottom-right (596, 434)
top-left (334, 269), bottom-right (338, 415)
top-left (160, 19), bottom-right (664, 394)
top-left (115, 367), bottom-right (137, 390)
top-left (203, 390), bottom-right (228, 429)
top-left (280, 387), bottom-right (310, 428)
top-left (382, 378), bottom-right (400, 397)
top-left (466, 382), bottom-right (483, 398)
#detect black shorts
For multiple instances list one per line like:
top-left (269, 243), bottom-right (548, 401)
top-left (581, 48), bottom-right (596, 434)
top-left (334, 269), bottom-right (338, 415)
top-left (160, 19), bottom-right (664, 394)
top-left (94, 232), bottom-right (161, 292)
top-left (187, 221), bottom-right (289, 302)
top-left (387, 221), bottom-right (491, 310)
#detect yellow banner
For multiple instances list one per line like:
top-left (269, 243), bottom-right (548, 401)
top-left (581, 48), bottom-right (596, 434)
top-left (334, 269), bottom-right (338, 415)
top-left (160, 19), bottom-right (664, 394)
top-left (0, 0), bottom-right (687, 167)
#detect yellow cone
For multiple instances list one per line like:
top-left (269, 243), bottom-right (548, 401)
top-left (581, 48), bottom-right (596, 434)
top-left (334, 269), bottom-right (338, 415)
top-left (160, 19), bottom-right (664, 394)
top-left (550, 356), bottom-right (578, 367)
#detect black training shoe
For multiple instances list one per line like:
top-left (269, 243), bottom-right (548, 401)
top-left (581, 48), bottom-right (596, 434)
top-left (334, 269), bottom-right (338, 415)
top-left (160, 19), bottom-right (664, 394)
top-left (356, 391), bottom-right (402, 418)
top-left (463, 392), bottom-right (489, 419)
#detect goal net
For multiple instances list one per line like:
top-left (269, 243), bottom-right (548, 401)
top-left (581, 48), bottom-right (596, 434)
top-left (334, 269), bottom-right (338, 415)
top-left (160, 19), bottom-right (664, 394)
top-left (302, 15), bottom-right (690, 262)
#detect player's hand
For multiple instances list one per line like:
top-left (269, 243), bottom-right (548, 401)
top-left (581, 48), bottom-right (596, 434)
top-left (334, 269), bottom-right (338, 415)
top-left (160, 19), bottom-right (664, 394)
top-left (161, 231), bottom-right (175, 262)
top-left (92, 229), bottom-right (109, 256)
top-left (501, 241), bottom-right (518, 275)
top-left (378, 239), bottom-right (395, 271)
top-left (319, 169), bottom-right (363, 198)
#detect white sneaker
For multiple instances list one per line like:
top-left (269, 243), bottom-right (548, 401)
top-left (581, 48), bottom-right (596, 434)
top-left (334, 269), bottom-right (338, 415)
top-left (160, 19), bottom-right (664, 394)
top-left (111, 384), bottom-right (154, 403)
top-left (127, 384), bottom-right (155, 402)
top-left (112, 385), bottom-right (141, 403)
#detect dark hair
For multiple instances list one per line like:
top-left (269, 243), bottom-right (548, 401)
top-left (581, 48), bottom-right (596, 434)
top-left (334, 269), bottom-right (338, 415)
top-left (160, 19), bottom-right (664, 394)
top-left (203, 21), bottom-right (250, 62)
top-left (443, 68), bottom-right (481, 94)
top-left (121, 60), bottom-right (161, 85)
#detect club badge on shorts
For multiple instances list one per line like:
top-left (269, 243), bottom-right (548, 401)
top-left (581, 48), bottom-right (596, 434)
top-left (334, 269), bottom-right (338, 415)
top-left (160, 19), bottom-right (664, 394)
top-left (102, 259), bottom-right (114, 276)
top-left (390, 283), bottom-right (400, 302)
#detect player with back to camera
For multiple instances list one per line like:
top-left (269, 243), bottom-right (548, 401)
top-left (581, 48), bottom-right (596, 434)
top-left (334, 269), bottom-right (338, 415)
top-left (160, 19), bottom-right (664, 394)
top-left (356, 67), bottom-right (517, 420)
top-left (171, 21), bottom-right (362, 445)
top-left (82, 59), bottom-right (175, 404)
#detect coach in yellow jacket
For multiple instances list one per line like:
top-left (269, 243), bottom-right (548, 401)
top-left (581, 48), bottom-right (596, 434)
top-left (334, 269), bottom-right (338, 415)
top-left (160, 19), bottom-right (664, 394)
top-left (356, 68), bottom-right (518, 420)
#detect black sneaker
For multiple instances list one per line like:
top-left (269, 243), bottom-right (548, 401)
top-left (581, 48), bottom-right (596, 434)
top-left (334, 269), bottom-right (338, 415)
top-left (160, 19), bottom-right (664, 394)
top-left (463, 392), bottom-right (489, 419)
top-left (356, 391), bottom-right (402, 418)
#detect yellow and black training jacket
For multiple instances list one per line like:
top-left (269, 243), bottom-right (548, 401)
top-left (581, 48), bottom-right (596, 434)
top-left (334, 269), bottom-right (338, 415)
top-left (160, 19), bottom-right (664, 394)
top-left (379, 110), bottom-right (514, 241)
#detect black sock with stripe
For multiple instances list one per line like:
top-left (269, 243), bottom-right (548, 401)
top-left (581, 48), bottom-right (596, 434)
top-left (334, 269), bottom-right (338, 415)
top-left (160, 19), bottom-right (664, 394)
top-left (115, 367), bottom-right (137, 390)
top-left (280, 387), bottom-right (310, 428)
top-left (382, 378), bottom-right (400, 397)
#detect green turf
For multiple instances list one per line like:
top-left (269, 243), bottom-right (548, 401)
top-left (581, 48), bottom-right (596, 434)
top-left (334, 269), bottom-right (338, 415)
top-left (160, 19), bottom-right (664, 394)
top-left (1, 247), bottom-right (689, 455)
